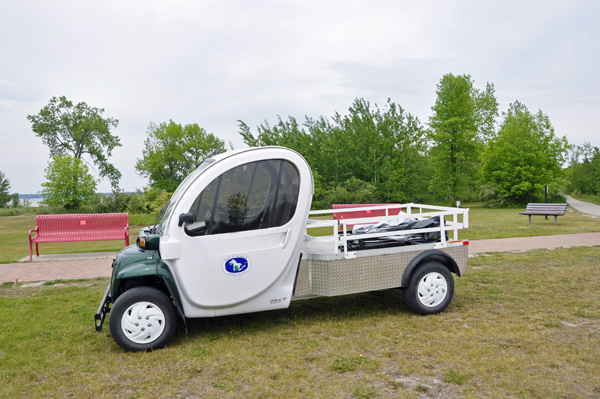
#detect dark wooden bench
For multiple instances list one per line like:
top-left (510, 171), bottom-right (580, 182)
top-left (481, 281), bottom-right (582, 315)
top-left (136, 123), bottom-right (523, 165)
top-left (28, 213), bottom-right (129, 260)
top-left (519, 203), bottom-right (568, 225)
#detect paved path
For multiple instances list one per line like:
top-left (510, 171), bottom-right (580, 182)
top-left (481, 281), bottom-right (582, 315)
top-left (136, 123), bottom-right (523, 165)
top-left (566, 195), bottom-right (600, 217)
top-left (20, 251), bottom-right (118, 263)
top-left (468, 232), bottom-right (600, 256)
top-left (2, 197), bottom-right (599, 284)
top-left (0, 258), bottom-right (113, 284)
top-left (2, 231), bottom-right (600, 284)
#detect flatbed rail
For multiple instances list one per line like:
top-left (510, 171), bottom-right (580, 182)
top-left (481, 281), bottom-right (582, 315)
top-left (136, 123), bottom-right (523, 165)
top-left (306, 203), bottom-right (469, 259)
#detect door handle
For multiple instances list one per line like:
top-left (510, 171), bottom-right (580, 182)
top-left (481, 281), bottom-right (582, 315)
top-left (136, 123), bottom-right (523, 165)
top-left (281, 227), bottom-right (292, 249)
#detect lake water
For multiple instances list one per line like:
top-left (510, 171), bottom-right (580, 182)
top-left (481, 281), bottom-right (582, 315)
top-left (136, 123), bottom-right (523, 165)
top-left (17, 196), bottom-right (44, 207)
top-left (26, 198), bottom-right (44, 206)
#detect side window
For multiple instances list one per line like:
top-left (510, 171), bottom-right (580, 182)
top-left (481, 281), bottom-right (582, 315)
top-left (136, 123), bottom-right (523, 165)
top-left (185, 159), bottom-right (300, 236)
top-left (270, 161), bottom-right (300, 227)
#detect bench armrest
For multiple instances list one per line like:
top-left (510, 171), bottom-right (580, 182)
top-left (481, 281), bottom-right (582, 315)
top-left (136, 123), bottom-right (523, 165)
top-left (28, 227), bottom-right (39, 241)
top-left (124, 225), bottom-right (130, 246)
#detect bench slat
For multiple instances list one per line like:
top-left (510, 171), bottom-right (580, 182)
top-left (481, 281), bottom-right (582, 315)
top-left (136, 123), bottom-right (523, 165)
top-left (29, 213), bottom-right (129, 260)
top-left (520, 203), bottom-right (568, 225)
top-left (519, 212), bottom-right (565, 216)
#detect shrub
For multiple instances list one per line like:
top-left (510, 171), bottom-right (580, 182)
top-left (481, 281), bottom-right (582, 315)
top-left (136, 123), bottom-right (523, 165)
top-left (82, 189), bottom-right (172, 214)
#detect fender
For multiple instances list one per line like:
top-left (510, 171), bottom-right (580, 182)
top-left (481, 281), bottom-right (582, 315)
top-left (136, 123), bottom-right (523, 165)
top-left (400, 249), bottom-right (460, 288)
top-left (114, 260), bottom-right (186, 322)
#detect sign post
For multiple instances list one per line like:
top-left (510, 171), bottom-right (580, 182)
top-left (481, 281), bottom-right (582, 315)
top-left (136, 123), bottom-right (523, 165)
top-left (545, 185), bottom-right (548, 219)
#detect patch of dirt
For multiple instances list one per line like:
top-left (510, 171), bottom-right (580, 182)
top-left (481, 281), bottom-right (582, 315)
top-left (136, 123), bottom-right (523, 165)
top-left (562, 321), bottom-right (578, 327)
top-left (386, 374), bottom-right (462, 398)
top-left (21, 282), bottom-right (45, 287)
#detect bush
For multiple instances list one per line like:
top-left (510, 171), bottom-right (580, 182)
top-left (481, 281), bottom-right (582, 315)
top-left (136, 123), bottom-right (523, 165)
top-left (82, 189), bottom-right (172, 214)
top-left (314, 177), bottom-right (379, 209)
top-left (40, 156), bottom-right (98, 209)
top-left (141, 188), bottom-right (172, 212)
top-left (480, 184), bottom-right (510, 208)
top-left (481, 184), bottom-right (566, 208)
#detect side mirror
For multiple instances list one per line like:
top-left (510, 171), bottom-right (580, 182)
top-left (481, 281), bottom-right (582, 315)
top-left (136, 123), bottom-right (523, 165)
top-left (178, 213), bottom-right (196, 227)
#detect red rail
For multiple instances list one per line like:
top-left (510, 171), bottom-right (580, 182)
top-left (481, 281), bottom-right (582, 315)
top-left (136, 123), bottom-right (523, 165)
top-left (28, 213), bottom-right (129, 260)
top-left (332, 204), bottom-right (402, 228)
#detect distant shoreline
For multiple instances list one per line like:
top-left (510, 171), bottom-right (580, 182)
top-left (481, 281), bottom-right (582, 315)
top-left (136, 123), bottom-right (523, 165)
top-left (18, 193), bottom-right (115, 206)
top-left (18, 193), bottom-right (114, 199)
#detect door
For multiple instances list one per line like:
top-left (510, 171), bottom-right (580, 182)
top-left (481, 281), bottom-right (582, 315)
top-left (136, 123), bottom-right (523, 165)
top-left (163, 148), bottom-right (312, 309)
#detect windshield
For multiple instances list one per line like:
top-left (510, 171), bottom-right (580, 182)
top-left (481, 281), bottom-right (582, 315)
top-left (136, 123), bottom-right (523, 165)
top-left (156, 158), bottom-right (215, 235)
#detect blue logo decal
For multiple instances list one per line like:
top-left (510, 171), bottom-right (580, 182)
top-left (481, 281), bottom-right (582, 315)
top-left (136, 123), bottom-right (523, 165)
top-left (223, 255), bottom-right (250, 275)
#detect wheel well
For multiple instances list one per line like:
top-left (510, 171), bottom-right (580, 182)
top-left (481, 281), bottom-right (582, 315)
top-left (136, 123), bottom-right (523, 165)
top-left (426, 254), bottom-right (459, 275)
top-left (119, 276), bottom-right (170, 297)
top-left (401, 251), bottom-right (460, 288)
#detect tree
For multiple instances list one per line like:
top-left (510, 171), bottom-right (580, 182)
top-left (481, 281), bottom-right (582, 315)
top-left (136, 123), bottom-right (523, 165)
top-left (10, 193), bottom-right (20, 208)
top-left (135, 120), bottom-right (227, 192)
top-left (239, 97), bottom-right (430, 204)
top-left (40, 156), bottom-right (98, 209)
top-left (482, 101), bottom-right (569, 205)
top-left (27, 96), bottom-right (122, 188)
top-left (336, 98), bottom-right (429, 202)
top-left (565, 142), bottom-right (600, 195)
top-left (428, 74), bottom-right (498, 202)
top-left (0, 171), bottom-right (12, 208)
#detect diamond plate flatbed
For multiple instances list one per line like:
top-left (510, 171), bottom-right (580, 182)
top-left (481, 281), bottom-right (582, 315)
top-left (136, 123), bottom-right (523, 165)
top-left (293, 239), bottom-right (468, 298)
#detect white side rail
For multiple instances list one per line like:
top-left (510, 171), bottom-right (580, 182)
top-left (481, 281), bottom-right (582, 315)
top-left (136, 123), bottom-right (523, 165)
top-left (305, 203), bottom-right (470, 259)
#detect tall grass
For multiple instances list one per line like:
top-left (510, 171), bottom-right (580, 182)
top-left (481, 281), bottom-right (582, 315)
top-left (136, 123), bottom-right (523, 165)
top-left (0, 206), bottom-right (76, 217)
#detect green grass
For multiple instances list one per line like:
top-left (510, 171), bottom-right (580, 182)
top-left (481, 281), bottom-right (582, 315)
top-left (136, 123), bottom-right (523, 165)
top-left (332, 355), bottom-right (369, 373)
top-left (1, 246), bottom-right (600, 398)
top-left (444, 368), bottom-right (472, 385)
top-left (0, 213), bottom-right (156, 263)
top-left (464, 205), bottom-right (600, 240)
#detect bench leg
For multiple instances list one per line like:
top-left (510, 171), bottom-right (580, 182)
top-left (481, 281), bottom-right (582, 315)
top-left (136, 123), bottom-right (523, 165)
top-left (554, 216), bottom-right (557, 226)
top-left (29, 241), bottom-right (33, 261)
top-left (529, 215), bottom-right (531, 224)
top-left (36, 243), bottom-right (39, 257)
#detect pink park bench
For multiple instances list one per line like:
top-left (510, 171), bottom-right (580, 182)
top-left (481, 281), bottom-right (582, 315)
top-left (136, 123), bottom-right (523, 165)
top-left (332, 204), bottom-right (402, 228)
top-left (28, 213), bottom-right (129, 261)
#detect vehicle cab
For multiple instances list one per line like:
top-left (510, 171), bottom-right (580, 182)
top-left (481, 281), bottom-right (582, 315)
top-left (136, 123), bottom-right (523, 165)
top-left (95, 147), bottom-right (314, 351)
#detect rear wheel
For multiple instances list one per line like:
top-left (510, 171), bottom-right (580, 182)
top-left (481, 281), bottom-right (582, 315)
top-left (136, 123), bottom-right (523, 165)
top-left (402, 261), bottom-right (454, 315)
top-left (109, 286), bottom-right (177, 352)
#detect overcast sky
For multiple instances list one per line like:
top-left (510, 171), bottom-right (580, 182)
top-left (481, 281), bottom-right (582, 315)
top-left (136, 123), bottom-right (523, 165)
top-left (1, 0), bottom-right (599, 194)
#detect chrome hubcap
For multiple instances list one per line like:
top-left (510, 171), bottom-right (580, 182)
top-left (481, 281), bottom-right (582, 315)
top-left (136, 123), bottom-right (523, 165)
top-left (121, 301), bottom-right (165, 344)
top-left (417, 272), bottom-right (448, 307)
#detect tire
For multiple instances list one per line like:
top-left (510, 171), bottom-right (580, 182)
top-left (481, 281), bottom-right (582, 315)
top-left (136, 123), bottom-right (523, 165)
top-left (108, 286), bottom-right (177, 352)
top-left (402, 261), bottom-right (454, 315)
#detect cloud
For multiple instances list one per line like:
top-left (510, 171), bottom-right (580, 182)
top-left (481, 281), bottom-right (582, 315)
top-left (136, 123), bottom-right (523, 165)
top-left (1, 0), bottom-right (599, 192)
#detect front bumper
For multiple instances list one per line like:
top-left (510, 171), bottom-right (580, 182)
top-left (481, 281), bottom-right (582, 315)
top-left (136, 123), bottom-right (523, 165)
top-left (94, 283), bottom-right (112, 332)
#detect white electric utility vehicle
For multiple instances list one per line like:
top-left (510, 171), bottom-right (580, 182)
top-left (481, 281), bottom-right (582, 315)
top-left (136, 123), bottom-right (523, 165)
top-left (95, 147), bottom-right (470, 352)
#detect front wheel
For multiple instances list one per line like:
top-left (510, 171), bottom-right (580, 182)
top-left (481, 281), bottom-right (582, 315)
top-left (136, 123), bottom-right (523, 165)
top-left (109, 286), bottom-right (177, 352)
top-left (402, 261), bottom-right (454, 315)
